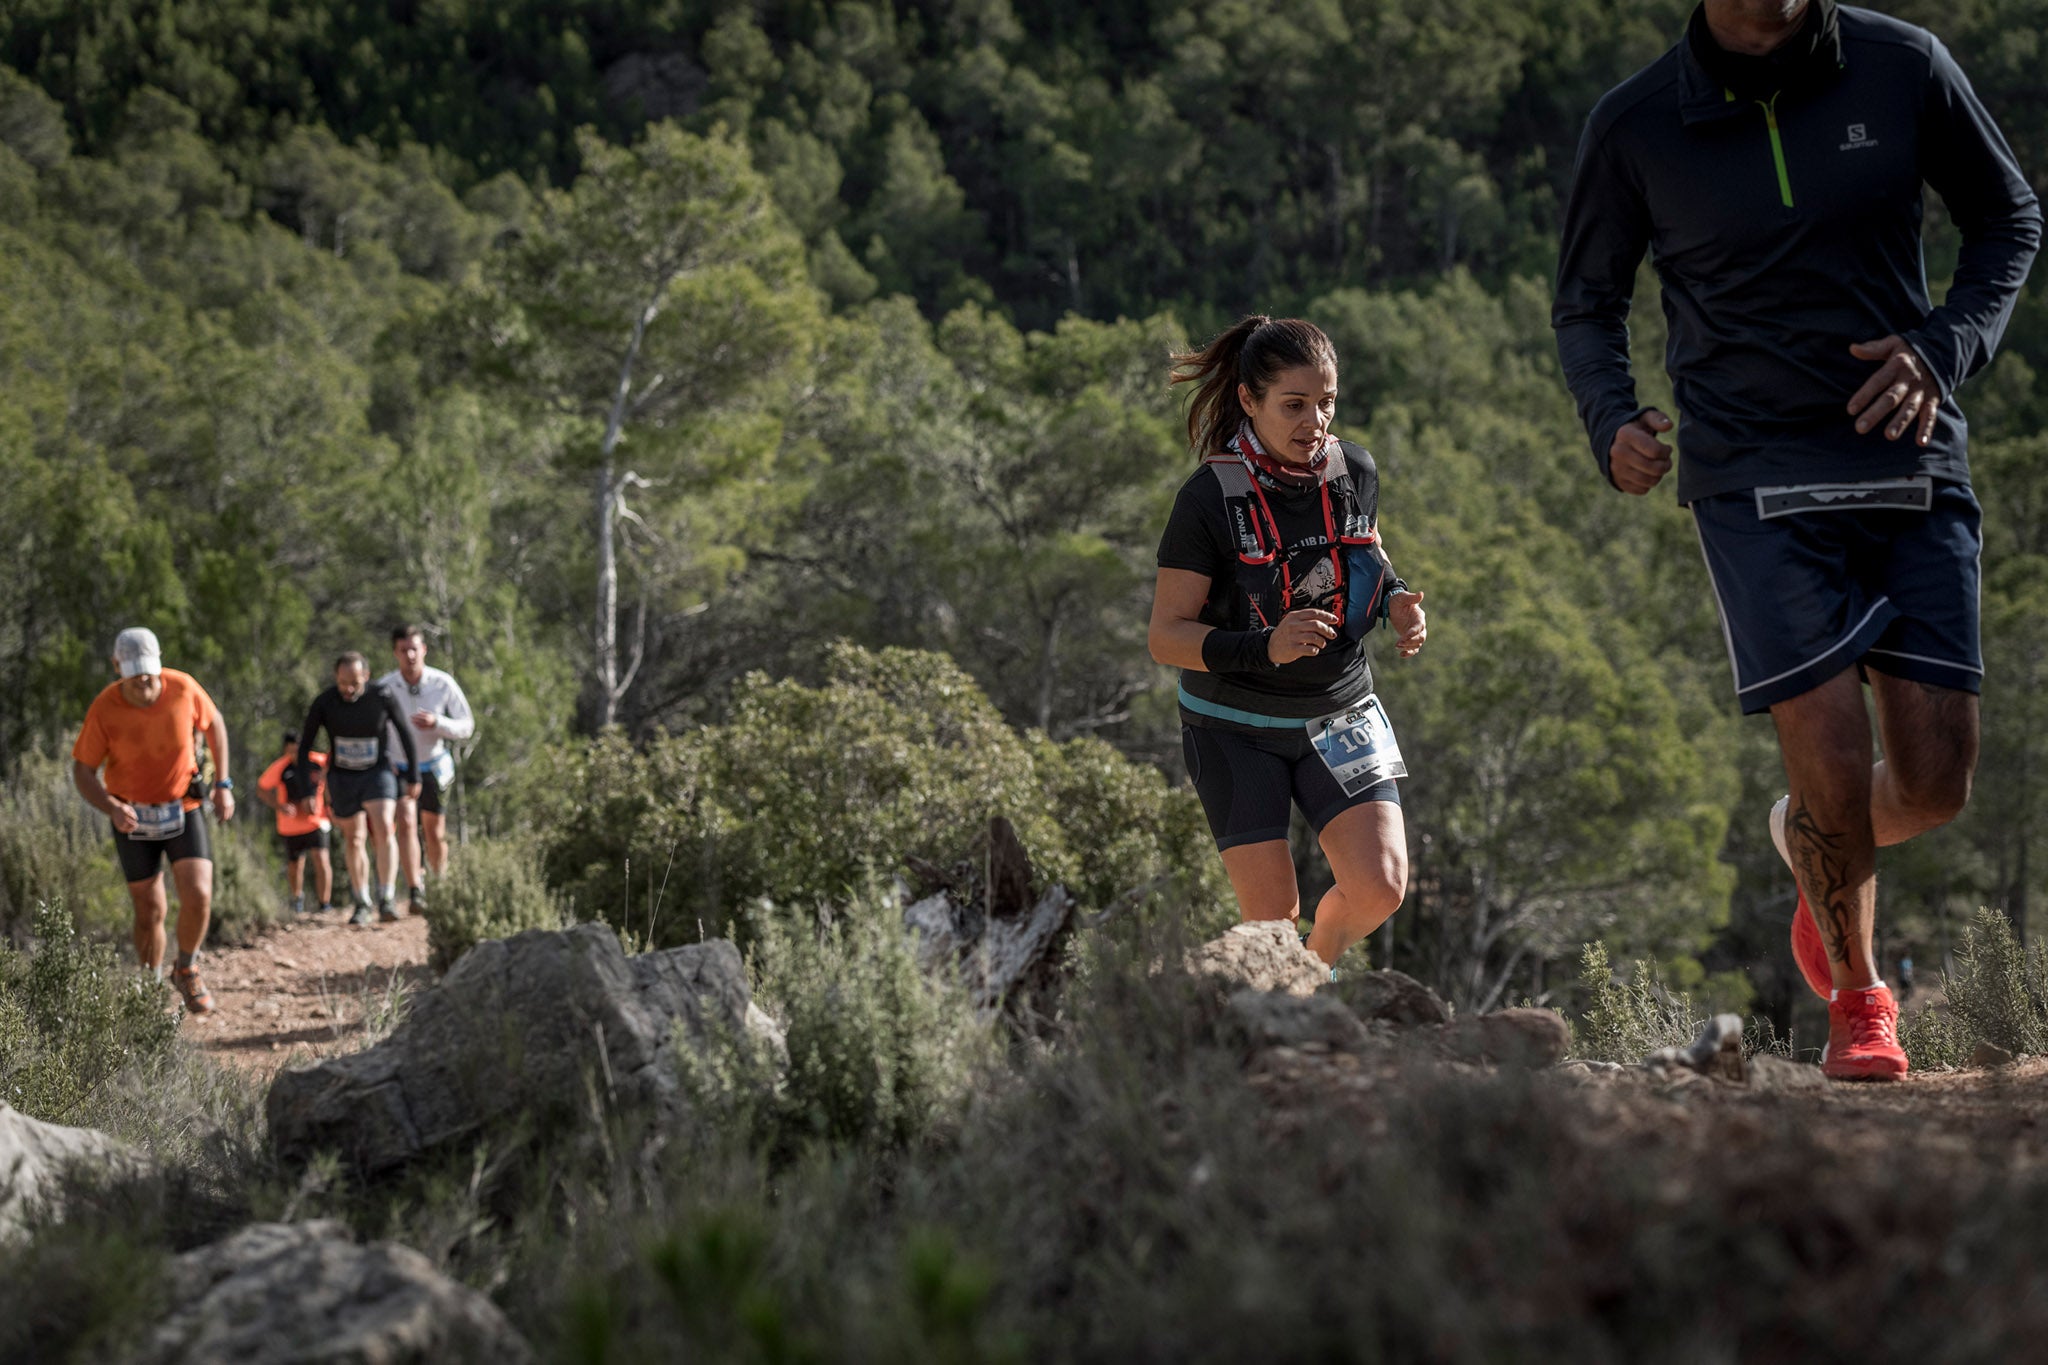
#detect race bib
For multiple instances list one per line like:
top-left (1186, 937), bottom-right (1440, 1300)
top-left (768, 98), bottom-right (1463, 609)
top-left (333, 736), bottom-right (380, 770)
top-left (1306, 694), bottom-right (1407, 796)
top-left (129, 800), bottom-right (187, 841)
top-left (426, 750), bottom-right (455, 786)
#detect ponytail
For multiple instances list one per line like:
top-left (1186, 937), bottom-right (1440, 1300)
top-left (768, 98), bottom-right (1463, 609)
top-left (1169, 316), bottom-right (1339, 457)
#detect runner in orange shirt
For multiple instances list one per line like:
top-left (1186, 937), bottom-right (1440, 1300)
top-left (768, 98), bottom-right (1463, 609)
top-left (70, 628), bottom-right (234, 1014)
top-left (257, 729), bottom-right (333, 917)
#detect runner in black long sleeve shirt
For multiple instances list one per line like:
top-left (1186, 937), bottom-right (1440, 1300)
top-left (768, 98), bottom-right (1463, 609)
top-left (295, 652), bottom-right (418, 923)
top-left (1550, 2), bottom-right (2039, 1082)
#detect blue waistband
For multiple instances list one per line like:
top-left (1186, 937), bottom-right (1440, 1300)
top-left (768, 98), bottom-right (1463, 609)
top-left (1177, 684), bottom-right (1304, 729)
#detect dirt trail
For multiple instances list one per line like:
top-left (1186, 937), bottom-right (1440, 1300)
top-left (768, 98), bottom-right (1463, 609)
top-left (180, 909), bottom-right (434, 1074)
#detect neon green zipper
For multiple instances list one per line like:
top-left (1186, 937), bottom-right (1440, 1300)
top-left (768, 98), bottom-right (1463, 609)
top-left (1759, 92), bottom-right (1794, 207)
top-left (1725, 87), bottom-right (1795, 208)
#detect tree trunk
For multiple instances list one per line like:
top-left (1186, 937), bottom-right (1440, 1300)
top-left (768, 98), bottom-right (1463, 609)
top-left (594, 301), bottom-right (656, 728)
top-left (1035, 613), bottom-right (1060, 734)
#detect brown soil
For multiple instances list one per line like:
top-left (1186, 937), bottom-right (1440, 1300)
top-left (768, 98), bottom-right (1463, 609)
top-left (180, 907), bottom-right (434, 1073)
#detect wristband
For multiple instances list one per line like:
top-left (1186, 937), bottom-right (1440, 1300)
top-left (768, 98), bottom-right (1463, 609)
top-left (1380, 578), bottom-right (1409, 624)
top-left (1201, 628), bottom-right (1278, 674)
top-left (214, 778), bottom-right (233, 790)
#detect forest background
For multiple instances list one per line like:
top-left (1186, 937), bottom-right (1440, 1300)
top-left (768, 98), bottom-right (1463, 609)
top-left (3, 0), bottom-right (2045, 1026)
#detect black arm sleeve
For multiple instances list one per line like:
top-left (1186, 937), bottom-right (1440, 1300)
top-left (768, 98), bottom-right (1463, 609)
top-left (1903, 37), bottom-right (2042, 399)
top-left (382, 686), bottom-right (420, 776)
top-left (1552, 118), bottom-right (1654, 489)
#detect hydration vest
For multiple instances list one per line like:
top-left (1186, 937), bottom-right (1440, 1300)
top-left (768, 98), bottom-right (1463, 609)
top-left (1203, 436), bottom-right (1393, 645)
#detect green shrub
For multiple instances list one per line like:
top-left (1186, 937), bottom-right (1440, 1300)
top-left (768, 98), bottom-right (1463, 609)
top-left (1570, 940), bottom-right (1703, 1064)
top-left (0, 901), bottom-right (180, 1123)
top-left (1901, 908), bottom-right (2048, 1069)
top-left (539, 644), bottom-right (1228, 946)
top-left (420, 840), bottom-right (570, 972)
top-left (683, 901), bottom-right (999, 1156)
top-left (0, 752), bottom-right (129, 939)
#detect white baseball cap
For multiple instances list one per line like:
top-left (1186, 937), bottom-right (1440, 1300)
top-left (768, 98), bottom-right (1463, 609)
top-left (112, 627), bottom-right (163, 677)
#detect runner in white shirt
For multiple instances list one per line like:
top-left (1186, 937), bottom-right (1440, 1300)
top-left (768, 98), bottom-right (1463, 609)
top-left (378, 625), bottom-right (476, 910)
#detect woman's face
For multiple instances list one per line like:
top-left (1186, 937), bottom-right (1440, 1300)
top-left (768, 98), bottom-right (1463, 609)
top-left (1239, 363), bottom-right (1338, 464)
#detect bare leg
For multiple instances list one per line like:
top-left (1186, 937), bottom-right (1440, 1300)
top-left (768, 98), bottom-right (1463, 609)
top-left (128, 875), bottom-right (169, 970)
top-left (1868, 673), bottom-right (1978, 845)
top-left (1305, 801), bottom-right (1408, 966)
top-left (1771, 670), bottom-right (1880, 991)
top-left (311, 848), bottom-right (333, 904)
top-left (364, 799), bottom-right (399, 895)
top-left (168, 857), bottom-right (213, 958)
top-left (286, 855), bottom-right (304, 898)
top-left (421, 810), bottom-right (449, 879)
top-left (396, 794), bottom-right (423, 889)
top-left (1217, 839), bottom-right (1301, 925)
top-left (339, 813), bottom-right (370, 900)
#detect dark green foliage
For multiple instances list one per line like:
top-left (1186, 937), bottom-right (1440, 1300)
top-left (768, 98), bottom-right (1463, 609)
top-left (1900, 908), bottom-right (2048, 1068)
top-left (538, 644), bottom-right (1230, 944)
top-left (0, 902), bottom-right (180, 1123)
top-left (419, 839), bottom-right (570, 972)
top-left (681, 905), bottom-right (999, 1156)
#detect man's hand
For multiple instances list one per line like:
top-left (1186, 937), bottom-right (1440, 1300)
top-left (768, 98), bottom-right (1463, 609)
top-left (1269, 609), bottom-right (1339, 664)
top-left (1848, 336), bottom-right (1940, 446)
top-left (108, 799), bottom-right (139, 835)
top-left (212, 787), bottom-right (235, 823)
top-left (1608, 409), bottom-right (1674, 494)
top-left (412, 709), bottom-right (439, 732)
top-left (406, 781), bottom-right (423, 803)
top-left (1388, 590), bottom-right (1428, 659)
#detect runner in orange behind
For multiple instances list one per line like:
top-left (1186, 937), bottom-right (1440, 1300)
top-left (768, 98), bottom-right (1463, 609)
top-left (70, 628), bottom-right (234, 1015)
top-left (257, 729), bottom-right (333, 917)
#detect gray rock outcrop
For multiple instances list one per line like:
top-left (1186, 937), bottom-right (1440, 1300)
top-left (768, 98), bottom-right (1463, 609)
top-left (128, 1220), bottom-right (530, 1364)
top-left (1189, 922), bottom-right (1330, 999)
top-left (1444, 1007), bottom-right (1574, 1069)
top-left (1323, 969), bottom-right (1452, 1027)
top-left (1224, 989), bottom-right (1375, 1055)
top-left (0, 1101), bottom-right (144, 1243)
top-left (268, 924), bottom-right (780, 1176)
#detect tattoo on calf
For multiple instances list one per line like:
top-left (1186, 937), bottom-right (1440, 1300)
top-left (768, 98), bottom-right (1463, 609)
top-left (1788, 800), bottom-right (1856, 965)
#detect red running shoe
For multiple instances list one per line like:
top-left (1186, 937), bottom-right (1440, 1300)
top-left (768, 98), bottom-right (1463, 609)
top-left (1822, 984), bottom-right (1907, 1082)
top-left (1771, 796), bottom-right (1836, 1001)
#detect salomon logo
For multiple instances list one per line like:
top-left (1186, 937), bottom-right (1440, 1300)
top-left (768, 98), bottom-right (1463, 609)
top-left (1840, 122), bottom-right (1879, 151)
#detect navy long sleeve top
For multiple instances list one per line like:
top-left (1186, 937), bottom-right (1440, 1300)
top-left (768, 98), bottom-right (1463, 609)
top-left (1552, 4), bottom-right (2040, 502)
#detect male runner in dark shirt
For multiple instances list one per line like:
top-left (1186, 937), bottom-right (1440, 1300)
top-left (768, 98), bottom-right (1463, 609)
top-left (1553, 0), bottom-right (2039, 1078)
top-left (296, 652), bottom-right (419, 924)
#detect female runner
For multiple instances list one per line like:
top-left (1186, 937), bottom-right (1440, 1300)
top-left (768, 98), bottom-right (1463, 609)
top-left (1149, 316), bottom-right (1427, 966)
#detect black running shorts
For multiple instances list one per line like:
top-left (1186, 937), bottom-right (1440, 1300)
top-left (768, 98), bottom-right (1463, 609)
top-left (1181, 723), bottom-right (1399, 852)
top-left (329, 765), bottom-right (398, 818)
top-left (415, 767), bottom-right (444, 816)
top-left (112, 804), bottom-right (212, 883)
top-left (280, 828), bottom-right (331, 859)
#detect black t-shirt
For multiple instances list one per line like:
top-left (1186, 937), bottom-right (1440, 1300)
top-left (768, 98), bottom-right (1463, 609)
top-left (1157, 442), bottom-right (1385, 723)
top-left (293, 683), bottom-right (417, 797)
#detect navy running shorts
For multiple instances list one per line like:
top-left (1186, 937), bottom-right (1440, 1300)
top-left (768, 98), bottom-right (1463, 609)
top-left (329, 765), bottom-right (398, 818)
top-left (1691, 476), bottom-right (1982, 715)
top-left (112, 804), bottom-right (211, 883)
top-left (1181, 722), bottom-right (1400, 852)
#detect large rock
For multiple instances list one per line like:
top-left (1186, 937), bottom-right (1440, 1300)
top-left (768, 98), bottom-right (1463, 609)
top-left (128, 1220), bottom-right (530, 1364)
top-left (0, 1101), bottom-right (144, 1243)
top-left (1224, 989), bottom-right (1376, 1056)
top-left (268, 924), bottom-right (780, 1176)
top-left (1322, 969), bottom-right (1451, 1027)
top-left (1189, 922), bottom-right (1330, 999)
top-left (1442, 1008), bottom-right (1572, 1069)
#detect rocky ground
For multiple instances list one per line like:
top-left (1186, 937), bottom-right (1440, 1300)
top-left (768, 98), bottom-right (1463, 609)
top-left (182, 908), bottom-right (433, 1072)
